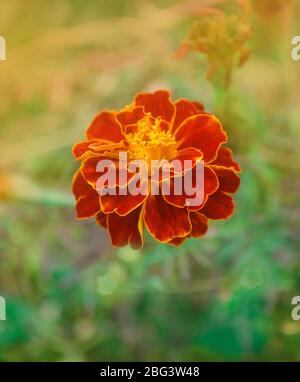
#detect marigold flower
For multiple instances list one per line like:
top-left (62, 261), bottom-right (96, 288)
top-left (72, 90), bottom-right (240, 249)
top-left (175, 1), bottom-right (252, 86)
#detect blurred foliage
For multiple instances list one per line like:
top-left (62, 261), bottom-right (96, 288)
top-left (0, 0), bottom-right (300, 361)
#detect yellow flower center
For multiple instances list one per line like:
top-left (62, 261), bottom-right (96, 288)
top-left (125, 116), bottom-right (177, 165)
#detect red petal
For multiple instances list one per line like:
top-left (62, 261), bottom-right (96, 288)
top-left (211, 166), bottom-right (240, 194)
top-left (169, 147), bottom-right (203, 175)
top-left (86, 111), bottom-right (125, 142)
top-left (73, 140), bottom-right (126, 161)
top-left (211, 147), bottom-right (241, 172)
top-left (173, 147), bottom-right (203, 163)
top-left (163, 165), bottom-right (218, 210)
top-left (96, 212), bottom-right (108, 228)
top-left (81, 155), bottom-right (132, 190)
top-left (200, 190), bottom-right (234, 220)
top-left (81, 156), bottom-right (112, 188)
top-left (190, 212), bottom-right (208, 237)
top-left (73, 140), bottom-right (96, 160)
top-left (123, 123), bottom-right (138, 134)
top-left (172, 99), bottom-right (202, 132)
top-left (116, 106), bottom-right (146, 128)
top-left (72, 170), bottom-right (94, 200)
top-left (100, 188), bottom-right (147, 216)
top-left (72, 171), bottom-right (100, 219)
top-left (188, 194), bottom-right (208, 212)
top-left (144, 195), bottom-right (191, 242)
top-left (175, 114), bottom-right (227, 163)
top-left (107, 207), bottom-right (143, 249)
top-left (75, 197), bottom-right (100, 219)
top-left (168, 236), bottom-right (187, 246)
top-left (192, 101), bottom-right (204, 112)
top-left (134, 90), bottom-right (175, 123)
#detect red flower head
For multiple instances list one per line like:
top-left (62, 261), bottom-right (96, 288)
top-left (72, 90), bottom-right (241, 249)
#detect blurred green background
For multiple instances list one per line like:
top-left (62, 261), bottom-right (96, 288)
top-left (0, 0), bottom-right (300, 361)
